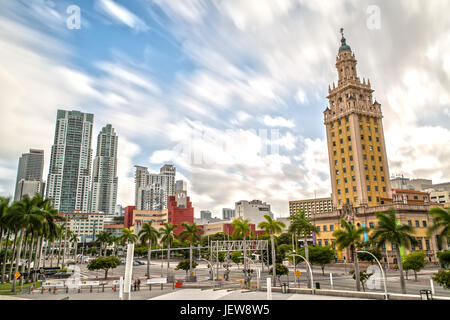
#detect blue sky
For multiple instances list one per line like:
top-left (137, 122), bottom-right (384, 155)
top-left (1, 0), bottom-right (450, 217)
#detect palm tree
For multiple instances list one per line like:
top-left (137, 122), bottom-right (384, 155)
top-left (0, 197), bottom-right (12, 283)
top-left (56, 223), bottom-right (66, 267)
top-left (370, 209), bottom-right (418, 294)
top-left (179, 222), bottom-right (203, 277)
top-left (333, 218), bottom-right (366, 292)
top-left (8, 195), bottom-right (42, 292)
top-left (289, 209), bottom-right (320, 287)
top-left (138, 222), bottom-right (160, 279)
top-left (96, 231), bottom-right (112, 256)
top-left (160, 223), bottom-right (177, 272)
top-left (258, 215), bottom-right (285, 286)
top-left (428, 207), bottom-right (450, 250)
top-left (231, 218), bottom-right (252, 280)
top-left (120, 228), bottom-right (138, 245)
top-left (111, 235), bottom-right (120, 257)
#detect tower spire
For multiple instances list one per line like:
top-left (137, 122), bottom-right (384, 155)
top-left (339, 27), bottom-right (351, 52)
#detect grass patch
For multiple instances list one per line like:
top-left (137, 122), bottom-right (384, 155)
top-left (0, 281), bottom-right (41, 294)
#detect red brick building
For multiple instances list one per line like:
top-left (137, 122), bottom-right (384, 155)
top-left (168, 195), bottom-right (194, 234)
top-left (124, 205), bottom-right (136, 228)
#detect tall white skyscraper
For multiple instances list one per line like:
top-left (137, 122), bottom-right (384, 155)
top-left (46, 110), bottom-right (94, 213)
top-left (14, 149), bottom-right (45, 201)
top-left (90, 124), bottom-right (118, 215)
top-left (135, 164), bottom-right (176, 210)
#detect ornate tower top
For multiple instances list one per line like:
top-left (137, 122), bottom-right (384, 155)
top-left (339, 28), bottom-right (351, 52)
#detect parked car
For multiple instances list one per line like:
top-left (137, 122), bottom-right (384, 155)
top-left (135, 260), bottom-right (145, 265)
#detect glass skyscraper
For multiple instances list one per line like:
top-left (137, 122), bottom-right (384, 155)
top-left (90, 124), bottom-right (118, 215)
top-left (14, 149), bottom-right (45, 201)
top-left (46, 110), bottom-right (94, 213)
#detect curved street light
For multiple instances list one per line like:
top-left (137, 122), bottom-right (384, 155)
top-left (197, 258), bottom-right (215, 288)
top-left (289, 252), bottom-right (315, 294)
top-left (356, 250), bottom-right (388, 300)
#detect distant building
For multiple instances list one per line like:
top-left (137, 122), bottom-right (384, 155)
top-left (59, 211), bottom-right (104, 243)
top-left (199, 221), bottom-right (265, 237)
top-left (430, 191), bottom-right (450, 208)
top-left (135, 164), bottom-right (176, 210)
top-left (167, 185), bottom-right (194, 234)
top-left (176, 180), bottom-right (187, 192)
top-left (104, 224), bottom-right (124, 237)
top-left (200, 210), bottom-right (212, 219)
top-left (235, 200), bottom-right (271, 228)
top-left (276, 217), bottom-right (291, 232)
top-left (90, 124), bottom-right (118, 216)
top-left (194, 217), bottom-right (224, 225)
top-left (114, 204), bottom-right (125, 216)
top-left (222, 208), bottom-right (235, 220)
top-left (289, 197), bottom-right (333, 218)
top-left (14, 149), bottom-right (45, 201)
top-left (390, 176), bottom-right (433, 191)
top-left (46, 110), bottom-right (94, 213)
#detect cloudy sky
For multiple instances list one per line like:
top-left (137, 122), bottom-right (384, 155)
top-left (1, 0), bottom-right (449, 218)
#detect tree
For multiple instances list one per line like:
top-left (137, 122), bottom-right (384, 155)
top-left (269, 263), bottom-right (289, 284)
top-left (433, 270), bottom-right (450, 289)
top-left (437, 250), bottom-right (450, 269)
top-left (277, 233), bottom-right (292, 245)
top-left (160, 223), bottom-right (177, 271)
top-left (333, 218), bottom-right (365, 292)
top-left (120, 228), bottom-right (138, 245)
top-left (349, 270), bottom-right (373, 292)
top-left (138, 222), bottom-right (160, 279)
top-left (258, 215), bottom-right (285, 286)
top-left (87, 257), bottom-right (120, 279)
top-left (175, 259), bottom-right (198, 275)
top-left (134, 245), bottom-right (148, 257)
top-left (309, 245), bottom-right (335, 275)
top-left (0, 197), bottom-right (12, 283)
top-left (357, 249), bottom-right (382, 264)
top-left (370, 209), bottom-right (418, 294)
top-left (232, 218), bottom-right (252, 279)
top-left (95, 232), bottom-right (111, 256)
top-left (289, 209), bottom-right (319, 288)
top-left (428, 207), bottom-right (450, 250)
top-left (8, 195), bottom-right (43, 292)
top-left (403, 251), bottom-right (427, 281)
top-left (231, 251), bottom-right (242, 268)
top-left (277, 244), bottom-right (292, 262)
top-left (179, 222), bottom-right (202, 276)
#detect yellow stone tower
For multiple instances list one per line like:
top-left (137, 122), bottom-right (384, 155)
top-left (324, 29), bottom-right (392, 209)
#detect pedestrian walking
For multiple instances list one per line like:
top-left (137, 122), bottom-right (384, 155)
top-left (137, 279), bottom-right (141, 291)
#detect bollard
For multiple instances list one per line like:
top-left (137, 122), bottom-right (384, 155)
top-left (161, 283), bottom-right (163, 290)
top-left (149, 284), bottom-right (152, 291)
top-left (90, 285), bottom-right (93, 293)
top-left (54, 287), bottom-right (56, 294)
top-left (330, 273), bottom-right (334, 290)
top-left (41, 287), bottom-right (44, 294)
top-left (266, 278), bottom-right (272, 300)
top-left (114, 285), bottom-right (116, 292)
top-left (65, 286), bottom-right (68, 294)
top-left (430, 279), bottom-right (435, 295)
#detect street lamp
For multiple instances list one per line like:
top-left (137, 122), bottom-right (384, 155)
top-left (356, 250), bottom-right (388, 300)
top-left (289, 252), bottom-right (315, 294)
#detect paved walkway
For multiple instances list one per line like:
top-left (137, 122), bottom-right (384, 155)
top-left (149, 289), bottom-right (367, 300)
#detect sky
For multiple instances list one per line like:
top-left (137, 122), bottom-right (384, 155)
top-left (0, 0), bottom-right (449, 218)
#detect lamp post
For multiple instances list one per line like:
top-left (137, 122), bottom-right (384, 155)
top-left (356, 250), bottom-right (388, 300)
top-left (289, 252), bottom-right (314, 294)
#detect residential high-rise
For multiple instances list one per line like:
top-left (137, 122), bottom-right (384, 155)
top-left (46, 110), bottom-right (94, 213)
top-left (135, 164), bottom-right (176, 210)
top-left (324, 29), bottom-right (392, 209)
top-left (90, 124), bottom-right (118, 215)
top-left (14, 149), bottom-right (45, 201)
top-left (289, 197), bottom-right (333, 217)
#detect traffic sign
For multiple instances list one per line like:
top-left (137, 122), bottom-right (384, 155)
top-left (295, 270), bottom-right (301, 277)
top-left (14, 272), bottom-right (21, 279)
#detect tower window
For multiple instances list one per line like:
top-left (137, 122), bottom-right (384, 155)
top-left (376, 137), bottom-right (379, 142)
top-left (361, 135), bottom-right (364, 140)
top-left (337, 189), bottom-right (341, 195)
top-left (373, 176), bottom-right (377, 181)
top-left (352, 176), bottom-right (356, 181)
top-left (347, 136), bottom-right (351, 141)
top-left (375, 186), bottom-right (378, 192)
top-left (341, 148), bottom-right (344, 153)
top-left (372, 165), bottom-right (376, 170)
top-left (334, 150), bottom-right (337, 156)
top-left (353, 186), bottom-right (357, 192)
top-left (369, 146), bottom-right (373, 151)
top-left (368, 136), bottom-right (372, 141)
top-left (344, 177), bottom-right (348, 183)
top-left (375, 127), bottom-right (378, 133)
top-left (350, 156), bottom-right (353, 161)
top-left (335, 160), bottom-right (338, 166)
top-left (363, 155), bottom-right (367, 160)
top-left (345, 116), bottom-right (349, 123)
top-left (362, 144), bottom-right (366, 150)
top-left (336, 170), bottom-right (339, 175)
top-left (345, 188), bottom-right (349, 194)
top-left (346, 126), bottom-right (350, 132)
top-left (371, 155), bottom-right (374, 161)
top-left (381, 176), bottom-right (385, 182)
top-left (380, 166), bottom-right (383, 171)
top-left (339, 129), bottom-right (342, 134)
top-left (367, 186), bottom-right (371, 191)
top-left (351, 166), bottom-right (354, 171)
top-left (342, 158), bottom-right (346, 163)
top-left (337, 179), bottom-right (340, 185)
top-left (368, 196), bottom-right (372, 201)
top-left (348, 146), bottom-right (352, 151)
top-left (343, 168), bottom-right (347, 173)
top-left (333, 141), bottom-right (336, 147)
top-left (340, 138), bottom-right (343, 144)
top-left (332, 132), bottom-right (335, 137)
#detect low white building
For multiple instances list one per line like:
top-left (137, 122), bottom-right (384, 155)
top-left (235, 200), bottom-right (272, 228)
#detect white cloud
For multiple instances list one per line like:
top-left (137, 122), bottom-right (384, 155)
top-left (95, 0), bottom-right (149, 31)
top-left (262, 115), bottom-right (295, 128)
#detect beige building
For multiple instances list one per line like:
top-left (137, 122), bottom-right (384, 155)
top-left (59, 211), bottom-right (104, 243)
top-left (324, 30), bottom-right (391, 209)
top-left (430, 191), bottom-right (450, 208)
top-left (201, 221), bottom-right (229, 237)
top-left (312, 30), bottom-right (441, 263)
top-left (132, 209), bottom-right (168, 234)
top-left (289, 197), bottom-right (333, 218)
